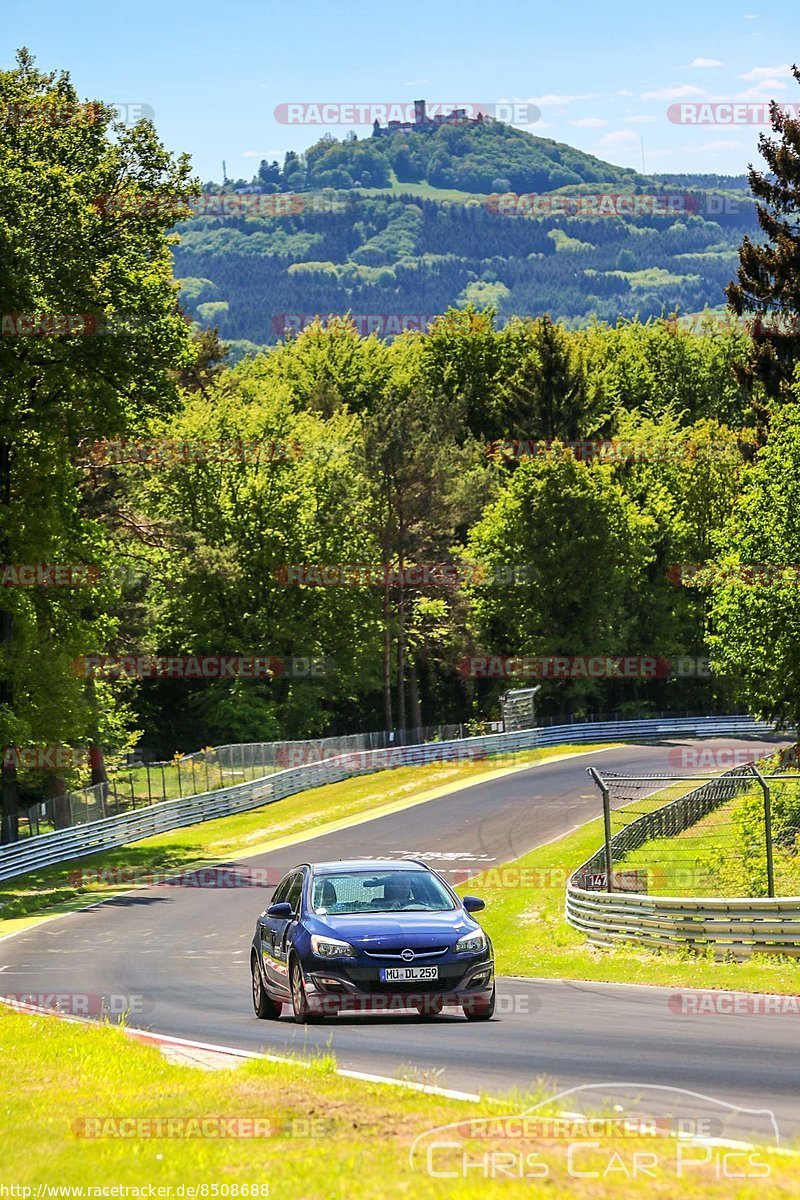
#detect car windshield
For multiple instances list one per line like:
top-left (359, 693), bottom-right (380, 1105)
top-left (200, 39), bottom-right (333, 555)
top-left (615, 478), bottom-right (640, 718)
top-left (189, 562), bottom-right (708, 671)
top-left (310, 870), bottom-right (456, 914)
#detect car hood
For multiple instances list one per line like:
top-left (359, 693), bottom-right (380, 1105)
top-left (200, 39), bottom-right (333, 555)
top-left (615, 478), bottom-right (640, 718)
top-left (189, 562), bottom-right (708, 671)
top-left (309, 911), bottom-right (479, 951)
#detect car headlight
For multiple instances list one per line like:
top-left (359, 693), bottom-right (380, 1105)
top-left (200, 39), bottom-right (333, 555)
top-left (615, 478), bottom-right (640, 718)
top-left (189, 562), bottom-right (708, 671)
top-left (455, 929), bottom-right (487, 954)
top-left (310, 934), bottom-right (357, 958)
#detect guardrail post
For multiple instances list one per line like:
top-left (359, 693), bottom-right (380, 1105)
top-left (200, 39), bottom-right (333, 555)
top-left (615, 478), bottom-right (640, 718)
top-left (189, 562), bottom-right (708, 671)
top-left (588, 766), bottom-right (614, 892)
top-left (751, 764), bottom-right (775, 898)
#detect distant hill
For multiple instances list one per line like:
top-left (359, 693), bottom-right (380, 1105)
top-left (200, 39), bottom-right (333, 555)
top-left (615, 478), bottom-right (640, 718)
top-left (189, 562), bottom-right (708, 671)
top-left (221, 120), bottom-right (648, 197)
top-left (180, 122), bottom-right (758, 350)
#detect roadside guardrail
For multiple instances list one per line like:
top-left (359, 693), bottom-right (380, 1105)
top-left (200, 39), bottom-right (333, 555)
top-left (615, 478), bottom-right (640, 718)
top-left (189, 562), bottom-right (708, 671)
top-left (0, 714), bottom-right (775, 882)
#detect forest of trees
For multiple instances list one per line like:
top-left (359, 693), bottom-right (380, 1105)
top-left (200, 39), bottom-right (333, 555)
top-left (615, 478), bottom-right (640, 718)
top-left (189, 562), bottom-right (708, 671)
top-left (3, 50), bottom-right (800, 839)
top-left (175, 191), bottom-right (758, 346)
top-left (220, 120), bottom-right (647, 196)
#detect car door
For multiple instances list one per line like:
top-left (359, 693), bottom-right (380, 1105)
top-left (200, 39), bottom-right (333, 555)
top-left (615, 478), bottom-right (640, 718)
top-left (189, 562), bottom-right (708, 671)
top-left (260, 874), bottom-right (291, 994)
top-left (266, 871), bottom-right (302, 995)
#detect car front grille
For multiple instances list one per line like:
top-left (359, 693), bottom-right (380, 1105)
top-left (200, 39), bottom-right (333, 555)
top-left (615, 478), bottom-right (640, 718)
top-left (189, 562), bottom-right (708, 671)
top-left (362, 946), bottom-right (449, 960)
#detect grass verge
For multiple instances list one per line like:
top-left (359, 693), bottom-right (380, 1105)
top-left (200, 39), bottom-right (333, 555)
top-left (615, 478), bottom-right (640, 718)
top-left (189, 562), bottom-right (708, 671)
top-left (1, 1005), bottom-right (794, 1197)
top-left (461, 813), bottom-right (800, 993)
top-left (0, 744), bottom-right (611, 931)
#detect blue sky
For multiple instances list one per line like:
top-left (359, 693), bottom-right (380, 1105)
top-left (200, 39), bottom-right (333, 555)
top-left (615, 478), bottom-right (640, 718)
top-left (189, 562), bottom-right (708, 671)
top-left (5, 2), bottom-right (800, 182)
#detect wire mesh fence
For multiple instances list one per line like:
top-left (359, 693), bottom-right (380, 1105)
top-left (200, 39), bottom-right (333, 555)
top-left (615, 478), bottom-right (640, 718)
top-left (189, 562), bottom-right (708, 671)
top-left (17, 723), bottom-right (469, 835)
top-left (578, 748), bottom-right (800, 898)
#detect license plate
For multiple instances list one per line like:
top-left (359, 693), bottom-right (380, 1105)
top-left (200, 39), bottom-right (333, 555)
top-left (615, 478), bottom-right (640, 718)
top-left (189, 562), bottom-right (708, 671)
top-left (379, 965), bottom-right (439, 982)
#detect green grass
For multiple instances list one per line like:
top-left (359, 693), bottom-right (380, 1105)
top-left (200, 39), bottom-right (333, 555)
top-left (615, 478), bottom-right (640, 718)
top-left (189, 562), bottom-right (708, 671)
top-left (616, 776), bottom-right (800, 899)
top-left (1, 1006), bottom-right (795, 1197)
top-left (460, 810), bottom-right (800, 992)
top-left (0, 744), bottom-right (609, 926)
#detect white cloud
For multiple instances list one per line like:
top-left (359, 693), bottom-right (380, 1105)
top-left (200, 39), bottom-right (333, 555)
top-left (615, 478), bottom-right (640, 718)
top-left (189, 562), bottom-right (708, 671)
top-left (242, 150), bottom-right (259, 158)
top-left (627, 114), bottom-right (658, 123)
top-left (526, 92), bottom-right (598, 106)
top-left (598, 129), bottom-right (640, 145)
top-left (617, 89), bottom-right (634, 97)
top-left (702, 138), bottom-right (743, 151)
top-left (691, 57), bottom-right (723, 68)
top-left (404, 79), bottom-right (429, 87)
top-left (739, 63), bottom-right (791, 80)
top-left (571, 117), bottom-right (607, 127)
top-left (641, 84), bottom-right (706, 100)
top-left (710, 81), bottom-right (789, 102)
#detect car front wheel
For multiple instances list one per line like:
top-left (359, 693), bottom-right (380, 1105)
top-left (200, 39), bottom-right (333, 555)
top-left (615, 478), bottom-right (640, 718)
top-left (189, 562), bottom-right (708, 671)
top-left (290, 958), bottom-right (324, 1024)
top-left (252, 954), bottom-right (282, 1019)
top-left (463, 984), bottom-right (495, 1021)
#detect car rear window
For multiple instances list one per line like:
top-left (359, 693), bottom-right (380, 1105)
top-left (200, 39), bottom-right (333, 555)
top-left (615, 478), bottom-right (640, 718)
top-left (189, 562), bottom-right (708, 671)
top-left (310, 870), bottom-right (455, 914)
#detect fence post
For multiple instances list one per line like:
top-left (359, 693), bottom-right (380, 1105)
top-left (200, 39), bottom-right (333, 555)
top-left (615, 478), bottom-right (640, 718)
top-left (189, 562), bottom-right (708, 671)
top-left (588, 766), bottom-right (614, 892)
top-left (751, 764), bottom-right (775, 898)
top-left (176, 759), bottom-right (183, 798)
top-left (145, 763), bottom-right (152, 806)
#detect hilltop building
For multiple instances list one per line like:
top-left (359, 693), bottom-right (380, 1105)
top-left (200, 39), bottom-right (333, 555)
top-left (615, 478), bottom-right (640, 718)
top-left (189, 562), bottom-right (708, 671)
top-left (372, 98), bottom-right (485, 137)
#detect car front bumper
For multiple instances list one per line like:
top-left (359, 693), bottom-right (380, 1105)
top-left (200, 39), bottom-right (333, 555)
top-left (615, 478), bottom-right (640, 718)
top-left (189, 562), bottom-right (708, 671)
top-left (298, 955), bottom-right (495, 1015)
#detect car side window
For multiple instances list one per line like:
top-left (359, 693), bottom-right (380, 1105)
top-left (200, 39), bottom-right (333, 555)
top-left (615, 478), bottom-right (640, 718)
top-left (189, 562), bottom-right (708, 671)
top-left (285, 872), bottom-right (303, 914)
top-left (271, 875), bottom-right (291, 906)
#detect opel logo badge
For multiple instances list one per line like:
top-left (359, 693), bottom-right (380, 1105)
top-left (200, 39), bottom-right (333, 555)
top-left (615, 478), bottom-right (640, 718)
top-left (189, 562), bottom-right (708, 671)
top-left (401, 948), bottom-right (415, 962)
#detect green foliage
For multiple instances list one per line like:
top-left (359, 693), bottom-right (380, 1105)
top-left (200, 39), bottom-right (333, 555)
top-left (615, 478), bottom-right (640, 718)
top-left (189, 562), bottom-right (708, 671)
top-left (707, 406), bottom-right (800, 729)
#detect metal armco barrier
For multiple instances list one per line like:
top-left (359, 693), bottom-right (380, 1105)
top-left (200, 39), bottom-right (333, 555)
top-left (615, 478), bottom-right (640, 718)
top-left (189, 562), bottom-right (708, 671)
top-left (566, 890), bottom-right (800, 959)
top-left (0, 714), bottom-right (774, 882)
top-left (567, 756), bottom-right (800, 957)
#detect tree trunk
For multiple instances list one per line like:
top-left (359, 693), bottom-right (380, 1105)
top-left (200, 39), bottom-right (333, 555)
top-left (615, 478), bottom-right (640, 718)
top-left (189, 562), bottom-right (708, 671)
top-left (382, 576), bottom-right (393, 734)
top-left (1, 750), bottom-right (19, 844)
top-left (396, 549), bottom-right (406, 738)
top-left (48, 772), bottom-right (71, 830)
top-left (408, 659), bottom-right (423, 740)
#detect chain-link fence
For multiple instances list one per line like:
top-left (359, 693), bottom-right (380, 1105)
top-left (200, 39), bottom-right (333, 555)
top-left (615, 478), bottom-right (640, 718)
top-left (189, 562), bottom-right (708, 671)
top-left (18, 723), bottom-right (469, 835)
top-left (579, 750), bottom-right (800, 898)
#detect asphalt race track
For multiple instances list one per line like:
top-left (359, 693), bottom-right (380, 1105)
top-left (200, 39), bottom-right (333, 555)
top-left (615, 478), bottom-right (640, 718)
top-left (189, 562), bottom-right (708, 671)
top-left (2, 737), bottom-right (799, 1144)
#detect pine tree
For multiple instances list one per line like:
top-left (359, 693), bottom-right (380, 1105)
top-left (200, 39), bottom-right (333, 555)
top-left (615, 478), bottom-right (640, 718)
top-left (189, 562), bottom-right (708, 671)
top-left (727, 67), bottom-right (800, 408)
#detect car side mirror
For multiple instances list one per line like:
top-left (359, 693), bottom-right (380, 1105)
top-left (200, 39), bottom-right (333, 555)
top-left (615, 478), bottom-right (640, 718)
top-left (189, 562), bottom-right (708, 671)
top-left (463, 895), bottom-right (485, 913)
top-left (267, 901), bottom-right (294, 918)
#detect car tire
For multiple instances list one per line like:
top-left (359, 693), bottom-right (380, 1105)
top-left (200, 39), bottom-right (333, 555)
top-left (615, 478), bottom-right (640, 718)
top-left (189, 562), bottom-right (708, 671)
top-left (252, 954), bottom-right (282, 1020)
top-left (463, 984), bottom-right (495, 1021)
top-left (290, 957), bottom-right (324, 1024)
top-left (415, 998), bottom-right (444, 1017)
